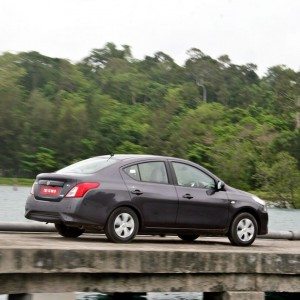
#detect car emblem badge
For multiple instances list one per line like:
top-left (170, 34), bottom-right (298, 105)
top-left (47, 181), bottom-right (51, 186)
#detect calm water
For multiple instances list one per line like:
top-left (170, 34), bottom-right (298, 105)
top-left (0, 185), bottom-right (299, 231)
top-left (0, 185), bottom-right (299, 300)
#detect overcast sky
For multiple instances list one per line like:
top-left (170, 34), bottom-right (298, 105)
top-left (1, 0), bottom-right (299, 76)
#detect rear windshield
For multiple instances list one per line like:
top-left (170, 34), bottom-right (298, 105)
top-left (56, 157), bottom-right (117, 174)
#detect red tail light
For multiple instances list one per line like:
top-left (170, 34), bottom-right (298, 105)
top-left (65, 182), bottom-right (100, 198)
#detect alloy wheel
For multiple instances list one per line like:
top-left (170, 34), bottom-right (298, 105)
top-left (114, 213), bottom-right (135, 238)
top-left (236, 218), bottom-right (255, 242)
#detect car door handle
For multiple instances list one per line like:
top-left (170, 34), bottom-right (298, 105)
top-left (131, 189), bottom-right (143, 195)
top-left (182, 193), bottom-right (193, 199)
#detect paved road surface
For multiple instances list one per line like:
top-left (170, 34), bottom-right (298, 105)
top-left (0, 232), bottom-right (299, 253)
top-left (0, 232), bottom-right (299, 295)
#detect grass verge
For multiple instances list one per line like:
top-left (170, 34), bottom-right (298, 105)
top-left (0, 177), bottom-right (34, 186)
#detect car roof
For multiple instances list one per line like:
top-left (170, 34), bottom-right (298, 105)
top-left (95, 154), bottom-right (221, 181)
top-left (99, 154), bottom-right (176, 161)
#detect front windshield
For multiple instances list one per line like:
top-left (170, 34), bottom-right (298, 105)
top-left (56, 157), bottom-right (116, 174)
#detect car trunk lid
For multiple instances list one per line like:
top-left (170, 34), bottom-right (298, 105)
top-left (34, 173), bottom-right (78, 201)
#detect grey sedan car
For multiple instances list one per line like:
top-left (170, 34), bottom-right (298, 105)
top-left (25, 154), bottom-right (268, 246)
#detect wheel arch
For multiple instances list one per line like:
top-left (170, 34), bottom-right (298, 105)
top-left (106, 203), bottom-right (143, 231)
top-left (230, 207), bottom-right (261, 234)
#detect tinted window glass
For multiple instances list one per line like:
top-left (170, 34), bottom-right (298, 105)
top-left (57, 157), bottom-right (116, 174)
top-left (124, 164), bottom-right (140, 181)
top-left (139, 162), bottom-right (168, 184)
top-left (172, 162), bottom-right (215, 189)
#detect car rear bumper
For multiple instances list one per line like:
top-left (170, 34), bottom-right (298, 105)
top-left (25, 195), bottom-right (102, 227)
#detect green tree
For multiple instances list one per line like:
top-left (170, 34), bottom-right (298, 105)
top-left (256, 152), bottom-right (300, 208)
top-left (21, 147), bottom-right (57, 176)
top-left (0, 44), bottom-right (299, 195)
top-left (0, 53), bottom-right (26, 175)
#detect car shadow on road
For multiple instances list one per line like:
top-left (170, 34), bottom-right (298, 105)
top-left (34, 233), bottom-right (232, 246)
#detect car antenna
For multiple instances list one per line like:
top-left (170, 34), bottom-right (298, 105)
top-left (107, 153), bottom-right (114, 161)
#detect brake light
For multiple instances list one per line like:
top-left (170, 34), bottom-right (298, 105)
top-left (65, 182), bottom-right (100, 198)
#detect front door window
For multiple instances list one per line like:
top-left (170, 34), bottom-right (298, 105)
top-left (172, 162), bottom-right (215, 189)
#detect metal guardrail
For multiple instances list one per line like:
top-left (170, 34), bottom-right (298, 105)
top-left (0, 222), bottom-right (55, 232)
top-left (258, 230), bottom-right (300, 240)
top-left (0, 222), bottom-right (299, 240)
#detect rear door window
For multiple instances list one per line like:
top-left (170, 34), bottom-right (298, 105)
top-left (124, 164), bottom-right (141, 181)
top-left (138, 162), bottom-right (168, 184)
top-left (124, 161), bottom-right (169, 184)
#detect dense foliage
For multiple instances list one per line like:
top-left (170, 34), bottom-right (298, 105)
top-left (0, 43), bottom-right (299, 206)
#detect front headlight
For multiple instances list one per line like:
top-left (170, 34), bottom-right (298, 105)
top-left (252, 195), bottom-right (267, 211)
top-left (252, 195), bottom-right (265, 205)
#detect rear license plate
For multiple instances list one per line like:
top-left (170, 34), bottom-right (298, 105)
top-left (39, 185), bottom-right (61, 197)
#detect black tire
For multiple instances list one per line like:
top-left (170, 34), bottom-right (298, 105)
top-left (177, 233), bottom-right (200, 242)
top-left (105, 207), bottom-right (139, 243)
top-left (55, 223), bottom-right (84, 238)
top-left (228, 212), bottom-right (258, 246)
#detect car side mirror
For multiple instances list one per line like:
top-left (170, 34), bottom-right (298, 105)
top-left (217, 181), bottom-right (225, 191)
top-left (206, 181), bottom-right (225, 196)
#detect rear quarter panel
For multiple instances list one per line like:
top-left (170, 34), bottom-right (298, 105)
top-left (77, 164), bottom-right (132, 227)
